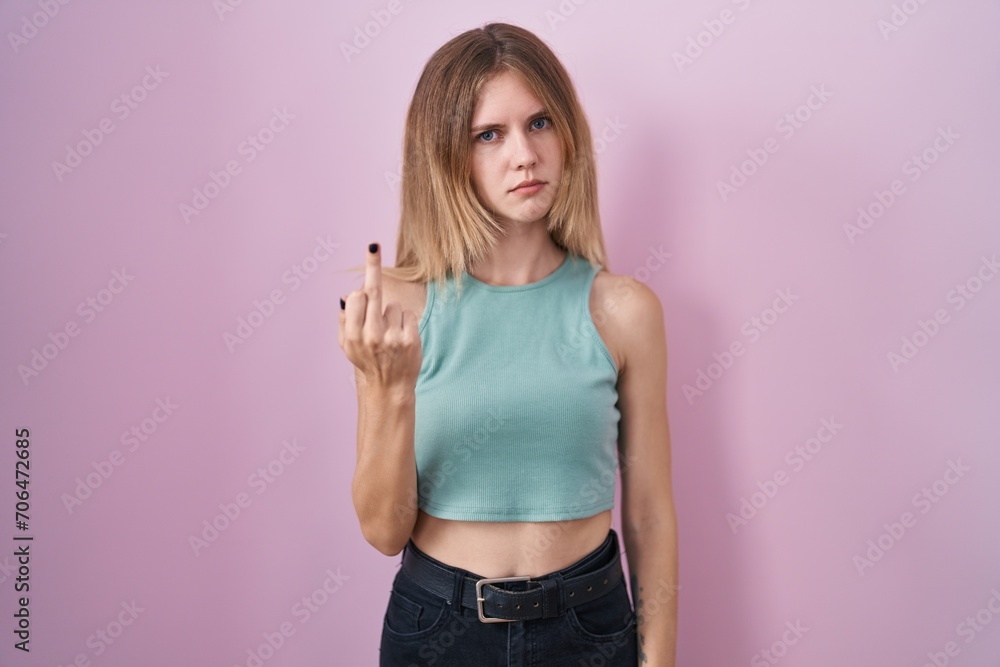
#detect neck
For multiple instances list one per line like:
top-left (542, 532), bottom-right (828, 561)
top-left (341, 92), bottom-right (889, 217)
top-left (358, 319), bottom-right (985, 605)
top-left (468, 229), bottom-right (566, 287)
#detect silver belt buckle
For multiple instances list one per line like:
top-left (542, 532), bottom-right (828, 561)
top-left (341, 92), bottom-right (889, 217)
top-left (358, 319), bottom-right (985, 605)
top-left (475, 576), bottom-right (531, 623)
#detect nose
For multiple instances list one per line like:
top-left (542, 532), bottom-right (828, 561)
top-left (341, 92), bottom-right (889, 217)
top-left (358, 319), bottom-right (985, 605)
top-left (509, 130), bottom-right (538, 169)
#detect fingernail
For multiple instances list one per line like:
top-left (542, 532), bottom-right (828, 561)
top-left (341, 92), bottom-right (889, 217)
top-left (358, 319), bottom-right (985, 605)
top-left (340, 297), bottom-right (346, 310)
top-left (368, 243), bottom-right (378, 254)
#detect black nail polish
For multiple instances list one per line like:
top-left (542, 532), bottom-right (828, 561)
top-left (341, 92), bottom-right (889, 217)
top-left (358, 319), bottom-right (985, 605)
top-left (369, 243), bottom-right (378, 254)
top-left (340, 297), bottom-right (346, 310)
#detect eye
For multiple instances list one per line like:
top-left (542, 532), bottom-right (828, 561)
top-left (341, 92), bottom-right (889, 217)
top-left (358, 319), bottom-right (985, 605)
top-left (531, 117), bottom-right (552, 130)
top-left (476, 129), bottom-right (498, 143)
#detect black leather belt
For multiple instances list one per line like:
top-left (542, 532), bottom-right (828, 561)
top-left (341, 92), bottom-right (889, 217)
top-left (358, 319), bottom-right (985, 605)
top-left (400, 536), bottom-right (623, 623)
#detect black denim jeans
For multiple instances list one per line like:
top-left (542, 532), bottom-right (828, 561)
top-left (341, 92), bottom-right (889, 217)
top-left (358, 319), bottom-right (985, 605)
top-left (379, 528), bottom-right (637, 666)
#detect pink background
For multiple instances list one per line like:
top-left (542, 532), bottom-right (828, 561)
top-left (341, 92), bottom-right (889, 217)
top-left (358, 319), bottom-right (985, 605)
top-left (2, 1), bottom-right (999, 665)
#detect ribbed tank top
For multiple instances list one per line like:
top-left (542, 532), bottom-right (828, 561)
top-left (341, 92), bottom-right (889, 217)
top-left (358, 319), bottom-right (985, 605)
top-left (414, 252), bottom-right (621, 522)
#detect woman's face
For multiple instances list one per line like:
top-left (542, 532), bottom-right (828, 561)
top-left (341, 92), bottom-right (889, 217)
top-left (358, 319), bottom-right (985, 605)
top-left (468, 71), bottom-right (563, 226)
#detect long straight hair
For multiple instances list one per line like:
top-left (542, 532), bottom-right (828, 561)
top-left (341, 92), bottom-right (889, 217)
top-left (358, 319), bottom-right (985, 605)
top-left (347, 22), bottom-right (609, 299)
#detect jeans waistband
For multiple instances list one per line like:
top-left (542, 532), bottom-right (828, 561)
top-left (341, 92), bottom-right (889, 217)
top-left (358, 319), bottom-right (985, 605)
top-left (399, 529), bottom-right (623, 622)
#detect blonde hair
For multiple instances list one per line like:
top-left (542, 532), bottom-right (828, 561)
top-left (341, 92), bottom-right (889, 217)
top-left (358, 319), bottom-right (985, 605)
top-left (345, 22), bottom-right (609, 299)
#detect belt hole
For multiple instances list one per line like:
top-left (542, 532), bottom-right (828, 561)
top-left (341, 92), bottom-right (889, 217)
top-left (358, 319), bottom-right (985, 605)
top-left (515, 604), bottom-right (520, 609)
top-left (533, 602), bottom-right (539, 607)
top-left (586, 586), bottom-right (592, 592)
top-left (569, 591), bottom-right (575, 597)
top-left (603, 578), bottom-right (608, 584)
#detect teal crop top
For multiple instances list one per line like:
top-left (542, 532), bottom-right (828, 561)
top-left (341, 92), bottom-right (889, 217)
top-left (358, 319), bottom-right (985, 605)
top-left (413, 251), bottom-right (622, 522)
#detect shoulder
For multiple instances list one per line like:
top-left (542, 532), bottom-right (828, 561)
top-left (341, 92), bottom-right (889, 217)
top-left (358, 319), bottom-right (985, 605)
top-left (590, 269), bottom-right (666, 376)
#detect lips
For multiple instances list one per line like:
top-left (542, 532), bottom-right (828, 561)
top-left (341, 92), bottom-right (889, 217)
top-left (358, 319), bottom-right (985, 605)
top-left (511, 179), bottom-right (544, 192)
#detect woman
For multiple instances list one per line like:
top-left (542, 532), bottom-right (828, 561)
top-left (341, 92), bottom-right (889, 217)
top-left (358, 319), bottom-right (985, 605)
top-left (339, 22), bottom-right (677, 666)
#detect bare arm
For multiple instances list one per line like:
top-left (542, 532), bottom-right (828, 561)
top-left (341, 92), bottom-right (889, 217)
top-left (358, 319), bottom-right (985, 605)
top-left (612, 276), bottom-right (679, 665)
top-left (350, 366), bottom-right (418, 556)
top-left (340, 243), bottom-right (423, 556)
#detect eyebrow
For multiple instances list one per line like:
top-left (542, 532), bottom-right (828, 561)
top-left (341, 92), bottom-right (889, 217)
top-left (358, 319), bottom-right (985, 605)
top-left (470, 109), bottom-right (550, 134)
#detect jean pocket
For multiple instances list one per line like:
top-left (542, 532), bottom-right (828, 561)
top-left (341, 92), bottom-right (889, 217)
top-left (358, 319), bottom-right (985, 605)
top-left (564, 579), bottom-right (636, 642)
top-left (382, 586), bottom-right (451, 641)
